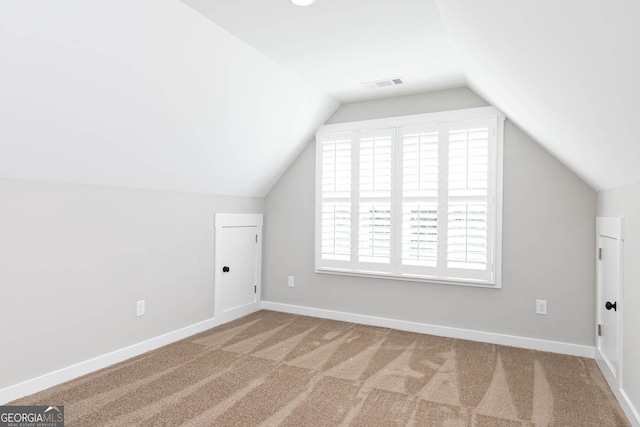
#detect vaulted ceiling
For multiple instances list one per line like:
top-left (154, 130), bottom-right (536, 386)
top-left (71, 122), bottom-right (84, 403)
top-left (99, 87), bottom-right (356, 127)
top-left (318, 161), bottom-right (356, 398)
top-left (437, 0), bottom-right (640, 192)
top-left (1, 0), bottom-right (638, 195)
top-left (181, 0), bottom-right (466, 102)
top-left (0, 0), bottom-right (338, 197)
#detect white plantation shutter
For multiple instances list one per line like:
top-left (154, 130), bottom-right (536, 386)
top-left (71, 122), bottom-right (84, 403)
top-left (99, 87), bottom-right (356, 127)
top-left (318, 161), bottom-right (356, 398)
top-left (316, 107), bottom-right (502, 286)
top-left (445, 121), bottom-right (492, 281)
top-left (358, 130), bottom-right (393, 265)
top-left (400, 126), bottom-right (439, 272)
top-left (318, 133), bottom-right (352, 263)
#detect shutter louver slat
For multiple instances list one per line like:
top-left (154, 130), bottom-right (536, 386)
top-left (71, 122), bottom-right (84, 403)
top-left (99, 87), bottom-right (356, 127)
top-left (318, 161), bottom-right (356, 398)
top-left (447, 127), bottom-right (489, 270)
top-left (359, 134), bottom-right (392, 264)
top-left (359, 203), bottom-right (391, 263)
top-left (401, 129), bottom-right (438, 267)
top-left (320, 136), bottom-right (351, 261)
top-left (401, 204), bottom-right (438, 266)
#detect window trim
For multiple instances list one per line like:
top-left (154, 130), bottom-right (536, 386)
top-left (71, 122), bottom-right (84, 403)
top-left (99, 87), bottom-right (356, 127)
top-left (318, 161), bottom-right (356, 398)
top-left (315, 106), bottom-right (504, 288)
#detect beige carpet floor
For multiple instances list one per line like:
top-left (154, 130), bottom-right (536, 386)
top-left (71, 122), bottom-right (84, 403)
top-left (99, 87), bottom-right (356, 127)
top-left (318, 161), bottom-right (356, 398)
top-left (11, 310), bottom-right (629, 426)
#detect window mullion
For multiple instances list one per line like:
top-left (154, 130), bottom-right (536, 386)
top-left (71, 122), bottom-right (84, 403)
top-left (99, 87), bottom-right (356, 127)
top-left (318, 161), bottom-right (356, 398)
top-left (351, 131), bottom-right (360, 269)
top-left (437, 125), bottom-right (449, 279)
top-left (392, 127), bottom-right (402, 275)
top-left (486, 120), bottom-right (497, 280)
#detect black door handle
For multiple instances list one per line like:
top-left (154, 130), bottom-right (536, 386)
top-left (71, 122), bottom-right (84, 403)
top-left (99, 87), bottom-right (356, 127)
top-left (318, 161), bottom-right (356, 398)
top-left (222, 266), bottom-right (230, 273)
top-left (605, 301), bottom-right (617, 311)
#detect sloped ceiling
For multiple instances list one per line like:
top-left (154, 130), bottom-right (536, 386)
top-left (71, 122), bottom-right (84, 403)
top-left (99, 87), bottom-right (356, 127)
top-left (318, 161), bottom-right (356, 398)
top-left (0, 0), bottom-right (338, 197)
top-left (181, 0), bottom-right (466, 102)
top-left (184, 0), bottom-right (640, 192)
top-left (436, 0), bottom-right (640, 191)
top-left (2, 0), bottom-right (638, 196)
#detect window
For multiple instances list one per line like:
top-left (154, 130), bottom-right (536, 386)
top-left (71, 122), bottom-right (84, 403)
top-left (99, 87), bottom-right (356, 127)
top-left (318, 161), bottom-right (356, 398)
top-left (315, 107), bottom-right (504, 287)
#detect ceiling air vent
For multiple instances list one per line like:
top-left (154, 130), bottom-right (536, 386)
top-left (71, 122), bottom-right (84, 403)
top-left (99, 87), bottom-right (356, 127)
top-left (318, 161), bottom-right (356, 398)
top-left (361, 77), bottom-right (405, 89)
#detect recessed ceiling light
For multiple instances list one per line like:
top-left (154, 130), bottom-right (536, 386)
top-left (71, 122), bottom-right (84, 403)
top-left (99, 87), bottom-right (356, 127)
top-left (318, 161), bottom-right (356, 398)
top-left (291, 0), bottom-right (314, 6)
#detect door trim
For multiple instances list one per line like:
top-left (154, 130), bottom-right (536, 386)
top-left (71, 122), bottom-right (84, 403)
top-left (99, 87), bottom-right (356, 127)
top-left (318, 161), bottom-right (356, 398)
top-left (595, 216), bottom-right (624, 393)
top-left (214, 214), bottom-right (263, 324)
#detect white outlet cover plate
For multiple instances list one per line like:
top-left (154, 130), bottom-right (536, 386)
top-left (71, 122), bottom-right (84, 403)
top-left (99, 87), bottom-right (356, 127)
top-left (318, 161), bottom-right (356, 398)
top-left (536, 299), bottom-right (547, 315)
top-left (136, 300), bottom-right (145, 316)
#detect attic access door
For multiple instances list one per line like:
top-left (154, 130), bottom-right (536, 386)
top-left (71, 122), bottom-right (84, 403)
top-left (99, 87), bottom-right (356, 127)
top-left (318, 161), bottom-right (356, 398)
top-left (595, 216), bottom-right (624, 392)
top-left (214, 214), bottom-right (263, 324)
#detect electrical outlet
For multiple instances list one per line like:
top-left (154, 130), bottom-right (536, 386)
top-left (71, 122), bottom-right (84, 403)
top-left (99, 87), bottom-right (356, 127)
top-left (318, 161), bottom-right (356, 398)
top-left (536, 299), bottom-right (547, 315)
top-left (136, 300), bottom-right (145, 317)
top-left (288, 276), bottom-right (295, 287)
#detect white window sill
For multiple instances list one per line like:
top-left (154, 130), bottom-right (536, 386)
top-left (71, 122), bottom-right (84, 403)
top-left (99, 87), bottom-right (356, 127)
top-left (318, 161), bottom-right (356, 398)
top-left (315, 268), bottom-right (501, 289)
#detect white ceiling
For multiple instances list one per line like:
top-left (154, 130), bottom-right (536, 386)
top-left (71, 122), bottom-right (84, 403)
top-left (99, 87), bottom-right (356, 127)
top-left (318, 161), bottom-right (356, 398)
top-left (437, 0), bottom-right (640, 191)
top-left (1, 0), bottom-right (639, 196)
top-left (183, 0), bottom-right (640, 192)
top-left (0, 0), bottom-right (338, 197)
top-left (182, 0), bottom-right (466, 103)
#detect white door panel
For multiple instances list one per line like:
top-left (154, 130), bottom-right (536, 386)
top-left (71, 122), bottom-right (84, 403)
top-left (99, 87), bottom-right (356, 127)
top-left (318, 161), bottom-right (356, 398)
top-left (599, 235), bottom-right (618, 376)
top-left (221, 226), bottom-right (257, 312)
top-left (595, 216), bottom-right (624, 393)
top-left (214, 214), bottom-right (263, 324)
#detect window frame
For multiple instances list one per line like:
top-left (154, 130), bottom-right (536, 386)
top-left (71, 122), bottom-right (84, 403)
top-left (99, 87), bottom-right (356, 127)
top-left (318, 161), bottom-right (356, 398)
top-left (315, 106), bottom-right (505, 288)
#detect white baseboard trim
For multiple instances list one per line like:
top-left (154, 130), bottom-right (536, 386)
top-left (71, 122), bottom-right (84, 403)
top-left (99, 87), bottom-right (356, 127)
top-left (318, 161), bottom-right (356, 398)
top-left (218, 302), bottom-right (262, 325)
top-left (261, 301), bottom-right (595, 358)
top-left (1, 315), bottom-right (220, 404)
top-left (620, 389), bottom-right (640, 427)
top-left (595, 358), bottom-right (640, 427)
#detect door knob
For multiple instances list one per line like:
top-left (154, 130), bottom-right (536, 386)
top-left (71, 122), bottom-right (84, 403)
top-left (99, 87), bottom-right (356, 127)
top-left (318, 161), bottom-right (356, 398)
top-left (222, 266), bottom-right (230, 273)
top-left (605, 301), bottom-right (617, 311)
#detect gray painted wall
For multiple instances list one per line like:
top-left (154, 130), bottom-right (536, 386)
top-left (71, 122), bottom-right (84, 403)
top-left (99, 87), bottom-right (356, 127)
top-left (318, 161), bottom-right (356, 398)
top-left (263, 88), bottom-right (596, 346)
top-left (0, 179), bottom-right (263, 389)
top-left (597, 182), bottom-right (640, 418)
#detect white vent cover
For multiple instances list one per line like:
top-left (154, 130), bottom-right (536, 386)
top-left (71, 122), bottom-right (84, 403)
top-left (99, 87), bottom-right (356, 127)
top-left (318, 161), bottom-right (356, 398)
top-left (361, 77), bottom-right (405, 89)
